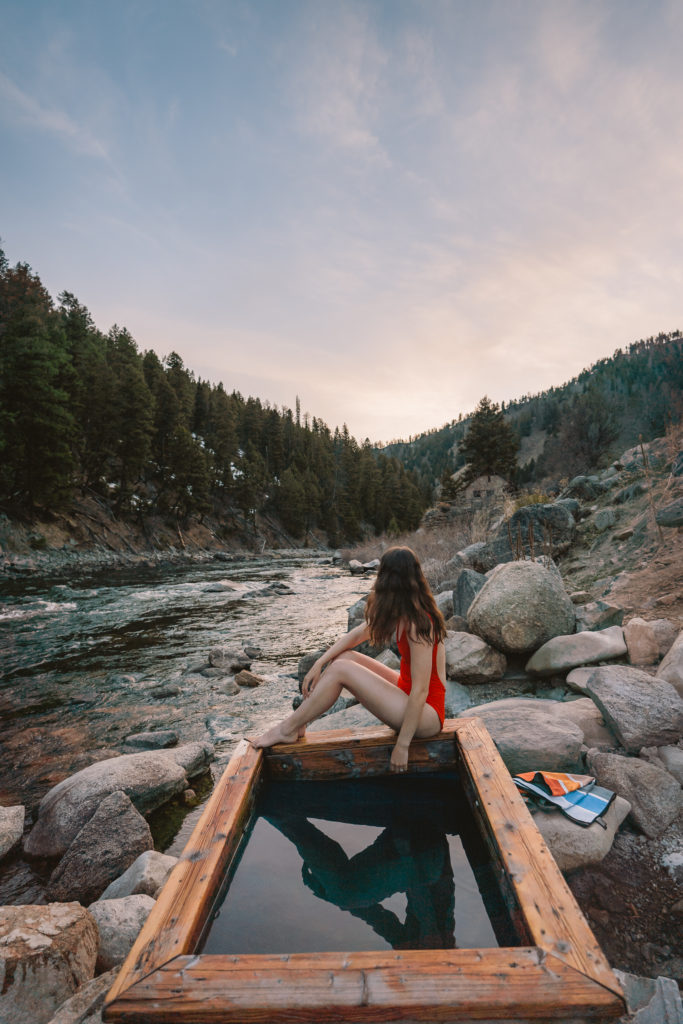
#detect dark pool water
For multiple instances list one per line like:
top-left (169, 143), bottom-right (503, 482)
top-left (201, 775), bottom-right (518, 954)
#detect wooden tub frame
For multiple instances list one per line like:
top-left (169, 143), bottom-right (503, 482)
top-left (103, 718), bottom-right (626, 1023)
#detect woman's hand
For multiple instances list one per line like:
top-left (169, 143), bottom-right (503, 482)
top-left (302, 661), bottom-right (322, 698)
top-left (390, 741), bottom-right (409, 773)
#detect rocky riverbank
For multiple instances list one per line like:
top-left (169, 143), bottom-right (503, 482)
top-left (1, 436), bottom-right (682, 1023)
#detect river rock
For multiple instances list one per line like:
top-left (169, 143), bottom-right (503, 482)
top-left (435, 590), bottom-right (453, 619)
top-left (594, 508), bottom-right (618, 532)
top-left (564, 475), bottom-right (598, 500)
top-left (553, 697), bottom-right (616, 749)
top-left (0, 902), bottom-right (98, 1024)
top-left (614, 480), bottom-right (649, 504)
top-left (87, 895), bottom-right (155, 972)
top-left (655, 496), bottom-right (683, 527)
top-left (570, 590), bottom-right (591, 604)
top-left (554, 498), bottom-right (580, 517)
top-left (124, 730), bottom-right (178, 749)
top-left (624, 618), bottom-right (660, 666)
top-left (235, 669), bottom-right (263, 688)
top-left (650, 618), bottom-right (678, 659)
top-left (467, 561), bottom-right (575, 655)
top-left (452, 569), bottom-right (486, 618)
top-left (657, 630), bottom-right (683, 698)
top-left (444, 614), bottom-right (469, 632)
top-left (203, 581), bottom-right (236, 592)
top-left (347, 597), bottom-right (368, 631)
top-left (45, 966), bottom-right (120, 1024)
top-left (525, 626), bottom-right (626, 676)
top-left (444, 680), bottom-right (472, 715)
top-left (532, 794), bottom-right (630, 872)
top-left (444, 632), bottom-right (506, 684)
top-left (657, 745), bottom-right (683, 786)
top-left (565, 667), bottom-right (594, 694)
top-left (375, 648), bottom-right (400, 671)
top-left (0, 805), bottom-right (24, 860)
top-left (459, 698), bottom-right (584, 774)
top-left (348, 559), bottom-right (366, 575)
top-left (586, 750), bottom-right (682, 838)
top-left (586, 666), bottom-right (683, 753)
top-left (25, 743), bottom-right (211, 858)
top-left (457, 542), bottom-right (488, 571)
top-left (298, 649), bottom-right (326, 683)
top-left (614, 970), bottom-right (683, 1024)
top-left (574, 600), bottom-right (624, 632)
top-left (47, 791), bottom-right (153, 904)
top-left (99, 850), bottom-right (178, 900)
top-left (209, 646), bottom-right (251, 671)
top-left (474, 504), bottom-right (576, 570)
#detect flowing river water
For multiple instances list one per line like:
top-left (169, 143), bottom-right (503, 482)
top-left (0, 553), bottom-right (368, 904)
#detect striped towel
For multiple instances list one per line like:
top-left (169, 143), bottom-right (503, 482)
top-left (513, 771), bottom-right (615, 828)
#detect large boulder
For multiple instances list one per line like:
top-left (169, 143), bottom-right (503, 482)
top-left (467, 561), bottom-right (575, 655)
top-left (525, 626), bottom-right (626, 676)
top-left (650, 618), bottom-right (678, 659)
top-left (0, 805), bottom-right (24, 860)
top-left (87, 895), bottom-right (156, 972)
top-left (586, 666), bottom-right (683, 753)
top-left (459, 698), bottom-right (584, 775)
top-left (24, 744), bottom-right (212, 858)
top-left (474, 504), bottom-right (576, 570)
top-left (99, 850), bottom-right (178, 901)
top-left (574, 600), bottom-right (624, 632)
top-left (444, 632), bottom-right (506, 684)
top-left (44, 966), bottom-right (120, 1024)
top-left (532, 795), bottom-right (630, 872)
top-left (553, 697), bottom-right (617, 749)
top-left (624, 617), bottom-right (660, 666)
top-left (655, 496), bottom-right (683, 527)
top-left (657, 630), bottom-right (683, 698)
top-left (658, 745), bottom-right (683, 786)
top-left (0, 902), bottom-right (98, 1024)
top-left (586, 750), bottom-right (682, 838)
top-left (46, 791), bottom-right (153, 905)
top-left (452, 569), bottom-right (486, 618)
top-left (435, 589), bottom-right (454, 620)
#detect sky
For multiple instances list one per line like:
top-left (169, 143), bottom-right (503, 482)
top-left (1, 1), bottom-right (682, 444)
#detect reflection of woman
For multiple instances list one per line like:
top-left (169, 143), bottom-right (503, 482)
top-left (249, 547), bottom-right (447, 772)
top-left (266, 814), bottom-right (455, 950)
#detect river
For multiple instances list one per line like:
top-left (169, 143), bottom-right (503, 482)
top-left (0, 552), bottom-right (369, 904)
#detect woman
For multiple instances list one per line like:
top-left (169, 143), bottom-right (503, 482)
top-left (248, 546), bottom-right (446, 773)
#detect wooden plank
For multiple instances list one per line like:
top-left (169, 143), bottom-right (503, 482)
top-left (265, 720), bottom-right (460, 780)
top-left (105, 740), bottom-right (263, 1006)
top-left (103, 948), bottom-right (624, 1023)
top-left (456, 717), bottom-right (624, 1002)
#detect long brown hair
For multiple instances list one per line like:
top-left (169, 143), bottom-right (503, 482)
top-left (365, 546), bottom-right (446, 647)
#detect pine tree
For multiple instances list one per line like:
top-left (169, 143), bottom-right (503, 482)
top-left (459, 396), bottom-right (519, 482)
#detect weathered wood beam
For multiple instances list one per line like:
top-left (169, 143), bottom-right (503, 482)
top-left (105, 740), bottom-right (262, 1005)
top-left (104, 948), bottom-right (624, 1023)
top-left (456, 717), bottom-right (624, 999)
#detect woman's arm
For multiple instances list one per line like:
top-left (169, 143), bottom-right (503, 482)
top-left (302, 622), bottom-right (371, 696)
top-left (390, 637), bottom-right (431, 771)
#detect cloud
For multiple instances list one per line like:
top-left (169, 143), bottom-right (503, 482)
top-left (0, 70), bottom-right (110, 160)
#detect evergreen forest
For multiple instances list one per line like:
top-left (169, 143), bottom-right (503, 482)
top-left (0, 248), bottom-right (426, 543)
top-left (384, 332), bottom-right (683, 494)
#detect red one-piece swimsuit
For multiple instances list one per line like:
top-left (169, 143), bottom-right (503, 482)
top-left (395, 626), bottom-right (446, 727)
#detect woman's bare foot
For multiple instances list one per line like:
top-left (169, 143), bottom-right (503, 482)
top-left (247, 721), bottom-right (300, 749)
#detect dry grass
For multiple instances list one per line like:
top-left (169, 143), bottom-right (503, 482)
top-left (340, 514), bottom-right (499, 590)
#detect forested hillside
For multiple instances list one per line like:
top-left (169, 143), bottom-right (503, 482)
top-left (0, 248), bottom-right (425, 544)
top-left (383, 332), bottom-right (683, 493)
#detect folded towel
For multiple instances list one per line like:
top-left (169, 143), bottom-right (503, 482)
top-left (513, 770), bottom-right (615, 828)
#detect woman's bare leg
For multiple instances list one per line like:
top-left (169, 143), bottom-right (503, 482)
top-left (248, 652), bottom-right (439, 748)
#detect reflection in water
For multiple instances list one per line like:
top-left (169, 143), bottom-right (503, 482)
top-left (266, 812), bottom-right (455, 949)
top-left (202, 776), bottom-right (514, 954)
